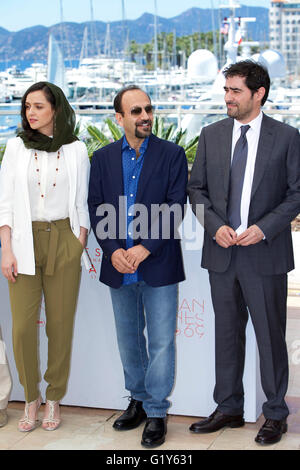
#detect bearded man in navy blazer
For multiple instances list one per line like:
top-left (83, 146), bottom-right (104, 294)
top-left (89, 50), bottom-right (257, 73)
top-left (88, 85), bottom-right (188, 448)
top-left (188, 61), bottom-right (300, 445)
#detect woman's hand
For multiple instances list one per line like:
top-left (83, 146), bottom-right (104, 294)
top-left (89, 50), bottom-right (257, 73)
top-left (0, 225), bottom-right (17, 282)
top-left (1, 249), bottom-right (18, 283)
top-left (78, 227), bottom-right (88, 249)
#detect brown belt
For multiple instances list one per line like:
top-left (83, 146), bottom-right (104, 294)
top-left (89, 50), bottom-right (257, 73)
top-left (32, 218), bottom-right (71, 276)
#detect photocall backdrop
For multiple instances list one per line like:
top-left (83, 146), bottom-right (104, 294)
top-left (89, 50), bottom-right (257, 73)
top-left (0, 205), bottom-right (265, 421)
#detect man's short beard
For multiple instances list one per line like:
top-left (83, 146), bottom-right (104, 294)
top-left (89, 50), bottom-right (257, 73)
top-left (135, 121), bottom-right (152, 139)
top-left (226, 98), bottom-right (254, 122)
top-left (135, 128), bottom-right (151, 139)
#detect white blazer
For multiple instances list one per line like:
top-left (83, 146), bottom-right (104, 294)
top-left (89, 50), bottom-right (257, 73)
top-left (0, 137), bottom-right (91, 275)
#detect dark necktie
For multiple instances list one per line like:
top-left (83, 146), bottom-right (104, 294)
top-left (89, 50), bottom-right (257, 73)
top-left (227, 125), bottom-right (250, 230)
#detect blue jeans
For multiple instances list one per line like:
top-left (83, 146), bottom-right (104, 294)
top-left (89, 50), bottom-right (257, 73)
top-left (110, 281), bottom-right (178, 417)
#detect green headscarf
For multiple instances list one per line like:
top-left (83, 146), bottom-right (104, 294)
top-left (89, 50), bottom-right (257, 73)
top-left (18, 81), bottom-right (79, 152)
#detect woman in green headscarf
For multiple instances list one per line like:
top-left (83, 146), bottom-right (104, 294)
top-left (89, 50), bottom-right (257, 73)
top-left (0, 82), bottom-right (90, 432)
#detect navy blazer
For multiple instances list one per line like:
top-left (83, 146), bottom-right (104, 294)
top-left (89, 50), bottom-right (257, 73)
top-left (88, 133), bottom-right (188, 288)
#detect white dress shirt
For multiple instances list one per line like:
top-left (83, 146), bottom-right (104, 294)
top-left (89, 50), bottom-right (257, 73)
top-left (28, 147), bottom-right (69, 222)
top-left (231, 111), bottom-right (263, 235)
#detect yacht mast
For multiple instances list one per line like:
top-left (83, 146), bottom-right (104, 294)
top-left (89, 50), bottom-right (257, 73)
top-left (79, 27), bottom-right (88, 64)
top-left (220, 0), bottom-right (240, 64)
top-left (121, 0), bottom-right (126, 59)
top-left (104, 23), bottom-right (111, 57)
top-left (153, 0), bottom-right (158, 71)
top-left (59, 0), bottom-right (72, 67)
top-left (210, 0), bottom-right (218, 61)
top-left (172, 29), bottom-right (177, 68)
top-left (59, 0), bottom-right (64, 59)
top-left (90, 0), bottom-right (100, 57)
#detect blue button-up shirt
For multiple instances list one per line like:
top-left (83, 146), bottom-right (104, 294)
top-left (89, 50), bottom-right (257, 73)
top-left (122, 135), bottom-right (149, 285)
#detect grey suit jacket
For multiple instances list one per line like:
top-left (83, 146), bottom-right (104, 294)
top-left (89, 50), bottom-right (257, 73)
top-left (187, 113), bottom-right (300, 275)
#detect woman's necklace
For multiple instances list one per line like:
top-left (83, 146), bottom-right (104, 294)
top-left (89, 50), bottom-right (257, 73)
top-left (34, 150), bottom-right (60, 198)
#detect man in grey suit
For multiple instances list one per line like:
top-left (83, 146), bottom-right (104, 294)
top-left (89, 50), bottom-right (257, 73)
top-left (187, 60), bottom-right (300, 445)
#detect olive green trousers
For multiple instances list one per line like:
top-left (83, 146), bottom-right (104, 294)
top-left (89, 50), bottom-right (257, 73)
top-left (9, 218), bottom-right (83, 403)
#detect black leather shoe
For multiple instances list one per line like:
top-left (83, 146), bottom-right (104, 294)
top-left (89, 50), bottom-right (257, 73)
top-left (255, 419), bottom-right (287, 445)
top-left (189, 409), bottom-right (244, 433)
top-left (141, 418), bottom-right (167, 448)
top-left (113, 399), bottom-right (147, 431)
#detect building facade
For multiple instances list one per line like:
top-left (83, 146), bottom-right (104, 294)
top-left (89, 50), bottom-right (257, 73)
top-left (269, 0), bottom-right (300, 74)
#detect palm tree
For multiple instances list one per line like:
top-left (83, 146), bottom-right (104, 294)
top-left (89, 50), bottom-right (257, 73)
top-left (84, 116), bottom-right (199, 164)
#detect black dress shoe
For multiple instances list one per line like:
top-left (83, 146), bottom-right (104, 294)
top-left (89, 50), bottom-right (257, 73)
top-left (113, 398), bottom-right (147, 431)
top-left (189, 409), bottom-right (244, 433)
top-left (255, 419), bottom-right (287, 445)
top-left (141, 418), bottom-right (167, 448)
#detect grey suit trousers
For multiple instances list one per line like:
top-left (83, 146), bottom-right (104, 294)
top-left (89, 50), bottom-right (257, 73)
top-left (209, 245), bottom-right (289, 421)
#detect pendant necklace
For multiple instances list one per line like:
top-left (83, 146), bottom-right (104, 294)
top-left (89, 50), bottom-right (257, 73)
top-left (34, 150), bottom-right (60, 198)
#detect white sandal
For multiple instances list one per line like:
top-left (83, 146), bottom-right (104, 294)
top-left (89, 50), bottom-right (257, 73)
top-left (42, 400), bottom-right (61, 431)
top-left (18, 396), bottom-right (42, 432)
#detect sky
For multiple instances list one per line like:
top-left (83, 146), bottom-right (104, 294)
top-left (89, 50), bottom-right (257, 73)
top-left (0, 0), bottom-right (271, 32)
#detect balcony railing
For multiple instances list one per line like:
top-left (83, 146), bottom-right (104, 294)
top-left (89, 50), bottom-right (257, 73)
top-left (1, 101), bottom-right (300, 132)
